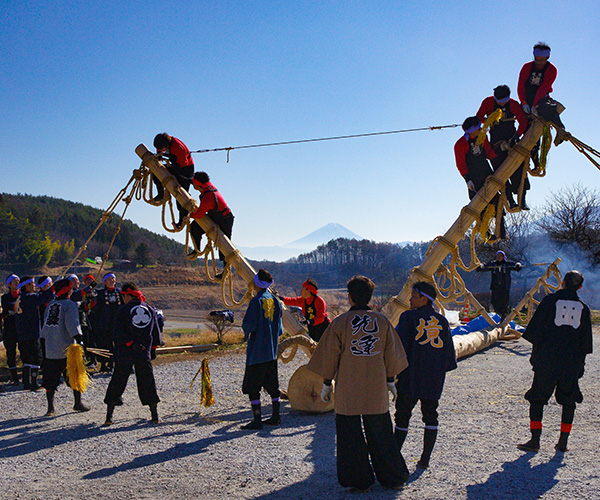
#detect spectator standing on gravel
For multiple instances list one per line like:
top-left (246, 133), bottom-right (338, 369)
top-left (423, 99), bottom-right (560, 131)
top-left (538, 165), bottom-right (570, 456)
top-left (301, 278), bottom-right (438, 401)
top-left (15, 276), bottom-right (54, 390)
top-left (240, 269), bottom-right (283, 430)
top-left (280, 278), bottom-right (330, 342)
top-left (517, 270), bottom-right (593, 453)
top-left (394, 281), bottom-right (457, 470)
top-left (90, 273), bottom-right (123, 372)
top-left (41, 278), bottom-right (90, 416)
top-left (2, 274), bottom-right (21, 384)
top-left (477, 250), bottom-right (522, 320)
top-left (103, 282), bottom-right (162, 426)
top-left (307, 275), bottom-right (409, 491)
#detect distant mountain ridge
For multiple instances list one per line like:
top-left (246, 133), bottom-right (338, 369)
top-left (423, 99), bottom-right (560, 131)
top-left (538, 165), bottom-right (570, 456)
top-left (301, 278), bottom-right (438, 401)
top-left (240, 223), bottom-right (364, 262)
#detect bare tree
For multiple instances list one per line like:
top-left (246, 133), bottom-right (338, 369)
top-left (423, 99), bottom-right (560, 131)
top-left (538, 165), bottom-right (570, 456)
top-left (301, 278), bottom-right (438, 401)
top-left (538, 184), bottom-right (600, 265)
top-left (206, 310), bottom-right (235, 344)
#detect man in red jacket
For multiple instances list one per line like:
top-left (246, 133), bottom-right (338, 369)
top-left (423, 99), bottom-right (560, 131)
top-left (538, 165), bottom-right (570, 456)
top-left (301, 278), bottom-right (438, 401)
top-left (477, 85), bottom-right (529, 209)
top-left (280, 278), bottom-right (330, 342)
top-left (518, 43), bottom-right (569, 148)
top-left (188, 172), bottom-right (235, 274)
top-left (454, 116), bottom-right (505, 240)
top-left (152, 133), bottom-right (195, 229)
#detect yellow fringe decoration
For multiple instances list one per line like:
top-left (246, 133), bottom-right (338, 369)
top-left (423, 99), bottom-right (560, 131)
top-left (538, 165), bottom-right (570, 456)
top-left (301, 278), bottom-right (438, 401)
top-left (538, 125), bottom-right (551, 173)
top-left (476, 109), bottom-right (503, 145)
top-left (66, 343), bottom-right (91, 393)
top-left (478, 204), bottom-right (496, 241)
top-left (191, 358), bottom-right (215, 408)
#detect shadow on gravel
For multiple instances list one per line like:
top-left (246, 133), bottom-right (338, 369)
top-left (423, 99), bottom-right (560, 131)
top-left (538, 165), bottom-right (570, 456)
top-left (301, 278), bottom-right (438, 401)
top-left (492, 343), bottom-right (531, 357)
top-left (466, 452), bottom-right (565, 499)
top-left (0, 420), bottom-right (105, 458)
top-left (82, 409), bottom-right (254, 480)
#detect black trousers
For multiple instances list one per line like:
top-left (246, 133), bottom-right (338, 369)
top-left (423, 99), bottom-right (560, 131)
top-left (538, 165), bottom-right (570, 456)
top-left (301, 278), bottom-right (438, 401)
top-left (18, 339), bottom-right (42, 368)
top-left (42, 358), bottom-right (68, 391)
top-left (3, 329), bottom-right (18, 368)
top-left (308, 319), bottom-right (330, 343)
top-left (491, 288), bottom-right (510, 317)
top-left (190, 213), bottom-right (234, 263)
top-left (491, 152), bottom-right (530, 194)
top-left (242, 360), bottom-right (280, 400)
top-left (152, 166), bottom-right (193, 223)
top-left (394, 393), bottom-right (439, 429)
top-left (336, 412), bottom-right (408, 490)
top-left (525, 370), bottom-right (583, 406)
top-left (104, 358), bottom-right (160, 406)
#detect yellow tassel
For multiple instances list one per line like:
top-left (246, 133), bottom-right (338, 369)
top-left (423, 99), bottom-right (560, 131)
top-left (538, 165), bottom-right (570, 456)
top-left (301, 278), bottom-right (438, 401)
top-left (66, 343), bottom-right (91, 393)
top-left (476, 109), bottom-right (503, 145)
top-left (190, 357), bottom-right (215, 408)
top-left (479, 204), bottom-right (496, 241)
top-left (538, 125), bottom-right (551, 173)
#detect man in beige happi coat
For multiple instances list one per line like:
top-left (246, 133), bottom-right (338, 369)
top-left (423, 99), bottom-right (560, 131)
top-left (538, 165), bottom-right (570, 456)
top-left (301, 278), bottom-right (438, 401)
top-left (307, 275), bottom-right (409, 491)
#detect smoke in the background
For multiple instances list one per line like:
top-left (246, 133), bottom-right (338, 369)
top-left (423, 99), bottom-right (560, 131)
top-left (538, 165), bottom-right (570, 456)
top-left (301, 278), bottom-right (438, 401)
top-left (521, 232), bottom-right (600, 309)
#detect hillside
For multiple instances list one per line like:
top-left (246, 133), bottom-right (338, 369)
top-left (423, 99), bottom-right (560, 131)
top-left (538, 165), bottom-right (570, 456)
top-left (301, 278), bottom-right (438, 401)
top-left (0, 193), bottom-right (186, 269)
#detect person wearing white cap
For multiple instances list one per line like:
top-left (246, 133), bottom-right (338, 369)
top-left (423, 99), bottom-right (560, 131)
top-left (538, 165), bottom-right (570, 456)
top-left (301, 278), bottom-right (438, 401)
top-left (1, 274), bottom-right (21, 384)
top-left (477, 250), bottom-right (522, 319)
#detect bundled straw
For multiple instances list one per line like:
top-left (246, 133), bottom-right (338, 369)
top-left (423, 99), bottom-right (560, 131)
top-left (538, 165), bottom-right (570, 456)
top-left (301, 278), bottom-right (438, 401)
top-left (66, 343), bottom-right (91, 393)
top-left (191, 358), bottom-right (215, 408)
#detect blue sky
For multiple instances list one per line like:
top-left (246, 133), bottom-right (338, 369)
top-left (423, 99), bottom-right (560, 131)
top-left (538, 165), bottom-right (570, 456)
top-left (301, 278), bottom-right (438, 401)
top-left (1, 1), bottom-right (599, 251)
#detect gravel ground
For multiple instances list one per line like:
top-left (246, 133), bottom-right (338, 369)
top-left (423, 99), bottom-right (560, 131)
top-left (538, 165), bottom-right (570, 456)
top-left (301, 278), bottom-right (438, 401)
top-left (1, 333), bottom-right (599, 500)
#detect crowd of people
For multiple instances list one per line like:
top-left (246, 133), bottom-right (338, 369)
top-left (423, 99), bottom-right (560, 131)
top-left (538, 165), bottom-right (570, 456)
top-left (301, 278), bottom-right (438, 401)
top-left (0, 42), bottom-right (593, 493)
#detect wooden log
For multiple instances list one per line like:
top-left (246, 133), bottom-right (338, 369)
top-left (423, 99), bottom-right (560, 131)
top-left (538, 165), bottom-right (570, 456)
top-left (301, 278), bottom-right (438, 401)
top-left (384, 109), bottom-right (563, 328)
top-left (135, 144), bottom-right (306, 337)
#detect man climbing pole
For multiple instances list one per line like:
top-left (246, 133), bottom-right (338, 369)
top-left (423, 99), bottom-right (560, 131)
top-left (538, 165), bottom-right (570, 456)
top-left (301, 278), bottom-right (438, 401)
top-left (188, 171), bottom-right (234, 276)
top-left (454, 116), bottom-right (505, 240)
top-left (477, 85), bottom-right (530, 210)
top-left (153, 133), bottom-right (195, 229)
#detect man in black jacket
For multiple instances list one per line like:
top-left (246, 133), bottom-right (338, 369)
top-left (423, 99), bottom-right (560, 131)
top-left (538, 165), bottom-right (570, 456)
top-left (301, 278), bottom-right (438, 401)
top-left (517, 270), bottom-right (593, 453)
top-left (103, 282), bottom-right (162, 426)
top-left (477, 251), bottom-right (522, 320)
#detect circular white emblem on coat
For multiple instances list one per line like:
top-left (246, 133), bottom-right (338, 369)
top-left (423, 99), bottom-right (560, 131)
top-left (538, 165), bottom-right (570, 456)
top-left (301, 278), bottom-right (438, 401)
top-left (131, 305), bottom-right (152, 328)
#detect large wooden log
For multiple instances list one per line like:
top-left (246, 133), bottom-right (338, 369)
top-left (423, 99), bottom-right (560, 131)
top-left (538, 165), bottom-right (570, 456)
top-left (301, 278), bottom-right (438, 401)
top-left (135, 143), bottom-right (306, 336)
top-left (384, 111), bottom-right (562, 328)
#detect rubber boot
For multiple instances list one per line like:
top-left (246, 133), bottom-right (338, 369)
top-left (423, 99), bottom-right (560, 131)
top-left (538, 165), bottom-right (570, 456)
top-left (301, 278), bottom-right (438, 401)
top-left (394, 428), bottom-right (408, 452)
top-left (73, 390), bottom-right (90, 412)
top-left (520, 190), bottom-right (530, 210)
top-left (241, 403), bottom-right (263, 430)
top-left (517, 427), bottom-right (541, 452)
top-left (22, 366), bottom-right (31, 390)
top-left (264, 399), bottom-right (281, 426)
top-left (150, 404), bottom-right (159, 424)
top-left (9, 367), bottom-right (20, 385)
top-left (103, 403), bottom-right (116, 426)
top-left (506, 190), bottom-right (518, 209)
top-left (417, 428), bottom-right (438, 469)
top-left (46, 390), bottom-right (56, 416)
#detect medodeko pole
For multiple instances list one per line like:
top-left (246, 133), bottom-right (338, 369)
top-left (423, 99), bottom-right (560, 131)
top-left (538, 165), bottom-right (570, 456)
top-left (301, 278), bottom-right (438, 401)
top-left (384, 106), bottom-right (563, 329)
top-left (135, 143), bottom-right (305, 336)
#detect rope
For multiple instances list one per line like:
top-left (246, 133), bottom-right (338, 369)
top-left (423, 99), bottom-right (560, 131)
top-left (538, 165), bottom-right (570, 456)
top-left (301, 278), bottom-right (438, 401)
top-left (476, 109), bottom-right (502, 145)
top-left (189, 123), bottom-right (461, 160)
top-left (567, 135), bottom-right (600, 171)
top-left (60, 168), bottom-right (144, 277)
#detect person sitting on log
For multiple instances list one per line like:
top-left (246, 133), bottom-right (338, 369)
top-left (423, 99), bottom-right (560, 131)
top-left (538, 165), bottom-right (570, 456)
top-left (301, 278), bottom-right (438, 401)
top-left (280, 278), bottom-right (330, 342)
top-left (188, 172), bottom-right (235, 277)
top-left (518, 42), bottom-right (570, 150)
top-left (454, 116), bottom-right (505, 240)
top-left (152, 133), bottom-right (195, 229)
top-left (476, 85), bottom-right (530, 209)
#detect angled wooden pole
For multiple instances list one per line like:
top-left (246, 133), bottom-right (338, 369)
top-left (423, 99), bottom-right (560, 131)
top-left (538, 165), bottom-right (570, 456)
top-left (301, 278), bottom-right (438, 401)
top-left (135, 143), bottom-right (305, 336)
